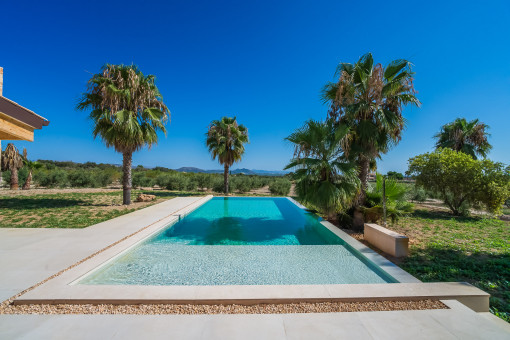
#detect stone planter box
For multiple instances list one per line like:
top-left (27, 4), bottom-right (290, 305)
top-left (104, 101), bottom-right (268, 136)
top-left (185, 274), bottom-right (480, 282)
top-left (364, 223), bottom-right (409, 257)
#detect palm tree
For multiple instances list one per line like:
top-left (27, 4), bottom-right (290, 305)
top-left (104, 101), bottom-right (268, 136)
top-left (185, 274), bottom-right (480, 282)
top-left (1, 143), bottom-right (23, 190)
top-left (284, 119), bottom-right (359, 220)
top-left (21, 148), bottom-right (42, 190)
top-left (321, 53), bottom-right (420, 207)
top-left (77, 64), bottom-right (170, 205)
top-left (364, 174), bottom-right (413, 224)
top-left (206, 117), bottom-right (249, 194)
top-left (434, 118), bottom-right (491, 159)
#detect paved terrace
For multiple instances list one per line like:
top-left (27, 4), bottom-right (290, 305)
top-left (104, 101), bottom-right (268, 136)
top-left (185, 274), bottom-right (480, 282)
top-left (0, 196), bottom-right (509, 339)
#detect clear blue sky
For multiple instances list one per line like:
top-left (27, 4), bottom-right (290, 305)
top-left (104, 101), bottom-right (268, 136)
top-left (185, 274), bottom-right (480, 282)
top-left (2, 0), bottom-right (509, 172)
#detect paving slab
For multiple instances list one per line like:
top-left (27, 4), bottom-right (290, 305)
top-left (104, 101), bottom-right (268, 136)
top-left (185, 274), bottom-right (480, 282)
top-left (0, 300), bottom-right (509, 339)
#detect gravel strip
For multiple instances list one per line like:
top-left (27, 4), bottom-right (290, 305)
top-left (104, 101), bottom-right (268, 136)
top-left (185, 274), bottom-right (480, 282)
top-left (0, 300), bottom-right (447, 315)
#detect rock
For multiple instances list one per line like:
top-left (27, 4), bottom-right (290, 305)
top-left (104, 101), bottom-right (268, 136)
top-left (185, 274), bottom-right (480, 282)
top-left (135, 194), bottom-right (156, 202)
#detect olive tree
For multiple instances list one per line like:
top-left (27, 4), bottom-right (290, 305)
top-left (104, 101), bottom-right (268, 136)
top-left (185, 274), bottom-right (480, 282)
top-left (407, 148), bottom-right (509, 215)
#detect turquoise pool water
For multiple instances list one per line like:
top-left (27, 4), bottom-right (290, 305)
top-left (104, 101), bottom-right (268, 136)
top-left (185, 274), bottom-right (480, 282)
top-left (79, 197), bottom-right (396, 285)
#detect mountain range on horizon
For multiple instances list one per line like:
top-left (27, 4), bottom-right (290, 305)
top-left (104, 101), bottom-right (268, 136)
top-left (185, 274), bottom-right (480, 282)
top-left (175, 167), bottom-right (288, 176)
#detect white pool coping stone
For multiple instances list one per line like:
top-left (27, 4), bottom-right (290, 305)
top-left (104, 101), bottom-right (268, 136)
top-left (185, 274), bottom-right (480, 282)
top-left (14, 196), bottom-right (490, 313)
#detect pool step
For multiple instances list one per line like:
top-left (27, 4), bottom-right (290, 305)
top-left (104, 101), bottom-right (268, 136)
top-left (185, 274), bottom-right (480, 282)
top-left (14, 282), bottom-right (489, 313)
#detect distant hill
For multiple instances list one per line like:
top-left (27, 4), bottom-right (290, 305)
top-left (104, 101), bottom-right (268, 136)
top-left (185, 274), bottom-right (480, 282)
top-left (175, 167), bottom-right (288, 176)
top-left (175, 167), bottom-right (207, 173)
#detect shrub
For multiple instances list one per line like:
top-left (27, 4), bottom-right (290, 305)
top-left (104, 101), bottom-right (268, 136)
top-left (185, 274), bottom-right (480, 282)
top-left (34, 169), bottom-right (68, 188)
top-left (186, 177), bottom-right (199, 191)
top-left (156, 174), bottom-right (171, 188)
top-left (196, 174), bottom-right (213, 191)
top-left (365, 174), bottom-right (413, 224)
top-left (68, 170), bottom-right (93, 187)
top-left (409, 186), bottom-right (427, 202)
top-left (212, 177), bottom-right (225, 193)
top-left (269, 179), bottom-right (291, 196)
top-left (408, 148), bottom-right (510, 215)
top-left (132, 172), bottom-right (155, 188)
top-left (233, 176), bottom-right (252, 193)
top-left (91, 170), bottom-right (114, 187)
top-left (165, 175), bottom-right (189, 191)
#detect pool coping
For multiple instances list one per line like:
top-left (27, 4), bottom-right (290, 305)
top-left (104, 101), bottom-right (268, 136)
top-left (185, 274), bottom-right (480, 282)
top-left (13, 196), bottom-right (490, 313)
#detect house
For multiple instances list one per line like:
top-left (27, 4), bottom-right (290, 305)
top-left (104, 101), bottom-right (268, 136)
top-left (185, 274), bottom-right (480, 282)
top-left (0, 67), bottom-right (50, 186)
top-left (0, 67), bottom-right (49, 142)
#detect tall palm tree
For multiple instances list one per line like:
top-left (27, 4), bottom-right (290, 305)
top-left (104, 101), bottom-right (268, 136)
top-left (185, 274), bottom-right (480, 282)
top-left (77, 64), bottom-right (170, 204)
top-left (434, 118), bottom-right (491, 159)
top-left (206, 117), bottom-right (249, 194)
top-left (284, 119), bottom-right (359, 220)
top-left (1, 143), bottom-right (23, 190)
top-left (321, 53), bottom-right (420, 207)
top-left (21, 148), bottom-right (42, 190)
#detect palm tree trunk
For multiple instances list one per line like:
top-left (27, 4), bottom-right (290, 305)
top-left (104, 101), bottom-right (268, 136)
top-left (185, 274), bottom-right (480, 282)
top-left (352, 157), bottom-right (370, 231)
top-left (10, 167), bottom-right (19, 190)
top-left (122, 151), bottom-right (133, 205)
top-left (22, 171), bottom-right (32, 190)
top-left (224, 164), bottom-right (229, 195)
top-left (356, 157), bottom-right (370, 206)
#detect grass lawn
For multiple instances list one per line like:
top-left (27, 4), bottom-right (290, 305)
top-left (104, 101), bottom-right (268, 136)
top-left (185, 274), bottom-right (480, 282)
top-left (390, 206), bottom-right (510, 322)
top-left (0, 189), bottom-right (202, 229)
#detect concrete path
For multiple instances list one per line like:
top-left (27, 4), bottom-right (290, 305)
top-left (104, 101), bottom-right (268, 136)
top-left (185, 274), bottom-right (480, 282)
top-left (0, 196), bottom-right (509, 339)
top-left (0, 301), bottom-right (509, 339)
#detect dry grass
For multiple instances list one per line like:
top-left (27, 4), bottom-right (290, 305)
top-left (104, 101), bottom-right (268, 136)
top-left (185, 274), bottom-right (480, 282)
top-left (0, 189), bottom-right (201, 228)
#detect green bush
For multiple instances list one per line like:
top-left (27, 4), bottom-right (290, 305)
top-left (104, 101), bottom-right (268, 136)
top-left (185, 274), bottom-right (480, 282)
top-left (186, 177), bottom-right (199, 191)
top-left (68, 170), bottom-right (93, 187)
top-left (34, 169), bottom-right (68, 188)
top-left (408, 148), bottom-right (510, 215)
top-left (91, 171), bottom-right (114, 187)
top-left (156, 174), bottom-right (171, 188)
top-left (365, 174), bottom-right (413, 223)
top-left (269, 179), bottom-right (291, 196)
top-left (410, 186), bottom-right (427, 202)
top-left (232, 176), bottom-right (252, 193)
top-left (132, 172), bottom-right (155, 188)
top-left (165, 175), bottom-right (189, 191)
top-left (196, 174), bottom-right (213, 191)
top-left (212, 177), bottom-right (225, 193)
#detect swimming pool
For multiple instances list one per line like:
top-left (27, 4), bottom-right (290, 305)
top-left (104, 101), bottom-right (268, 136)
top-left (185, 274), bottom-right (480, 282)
top-left (79, 197), bottom-right (396, 285)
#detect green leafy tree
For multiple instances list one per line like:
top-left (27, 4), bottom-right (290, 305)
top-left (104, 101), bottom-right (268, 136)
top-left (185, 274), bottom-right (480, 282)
top-left (407, 148), bottom-right (509, 215)
top-left (77, 64), bottom-right (170, 204)
top-left (21, 148), bottom-right (42, 190)
top-left (386, 171), bottom-right (404, 180)
top-left (1, 143), bottom-right (24, 190)
top-left (284, 119), bottom-right (359, 219)
top-left (434, 118), bottom-right (491, 159)
top-left (206, 117), bottom-right (249, 194)
top-left (321, 53), bottom-right (420, 206)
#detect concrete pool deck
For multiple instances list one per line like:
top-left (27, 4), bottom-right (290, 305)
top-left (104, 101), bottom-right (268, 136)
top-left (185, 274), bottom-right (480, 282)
top-left (0, 196), bottom-right (509, 338)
